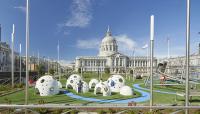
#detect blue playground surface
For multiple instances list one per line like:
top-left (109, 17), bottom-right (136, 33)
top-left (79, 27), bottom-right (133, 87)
top-left (63, 84), bottom-right (176, 103)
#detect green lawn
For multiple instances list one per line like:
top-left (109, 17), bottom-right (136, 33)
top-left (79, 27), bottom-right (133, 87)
top-left (0, 72), bottom-right (200, 105)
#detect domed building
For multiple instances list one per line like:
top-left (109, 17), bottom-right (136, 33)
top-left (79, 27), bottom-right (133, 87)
top-left (75, 26), bottom-right (157, 74)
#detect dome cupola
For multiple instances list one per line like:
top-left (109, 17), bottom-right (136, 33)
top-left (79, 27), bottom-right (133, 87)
top-left (99, 26), bottom-right (118, 56)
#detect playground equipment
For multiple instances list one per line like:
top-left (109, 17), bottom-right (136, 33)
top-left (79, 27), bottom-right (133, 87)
top-left (94, 81), bottom-right (111, 96)
top-left (35, 75), bottom-right (59, 96)
top-left (144, 61), bottom-right (200, 87)
top-left (107, 74), bottom-right (125, 92)
top-left (89, 79), bottom-right (99, 89)
top-left (120, 86), bottom-right (133, 96)
top-left (66, 74), bottom-right (82, 89)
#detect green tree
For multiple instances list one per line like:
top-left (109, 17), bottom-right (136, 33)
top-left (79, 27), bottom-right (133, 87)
top-left (104, 67), bottom-right (110, 74)
top-left (36, 64), bottom-right (46, 76)
top-left (130, 69), bottom-right (133, 74)
top-left (49, 68), bottom-right (55, 75)
top-left (78, 68), bottom-right (81, 73)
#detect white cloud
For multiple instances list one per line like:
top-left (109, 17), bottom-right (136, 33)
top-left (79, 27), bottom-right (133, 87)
top-left (14, 6), bottom-right (26, 13)
top-left (115, 34), bottom-right (137, 55)
top-left (64, 0), bottom-right (92, 28)
top-left (76, 39), bottom-right (100, 49)
top-left (59, 60), bottom-right (74, 67)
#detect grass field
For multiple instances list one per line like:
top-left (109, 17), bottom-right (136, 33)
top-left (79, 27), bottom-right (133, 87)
top-left (0, 72), bottom-right (200, 106)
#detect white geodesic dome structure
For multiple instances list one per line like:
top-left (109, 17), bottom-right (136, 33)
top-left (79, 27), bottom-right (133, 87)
top-left (89, 79), bottom-right (99, 89)
top-left (94, 81), bottom-right (111, 96)
top-left (35, 75), bottom-right (59, 96)
top-left (75, 81), bottom-right (89, 93)
top-left (107, 74), bottom-right (125, 92)
top-left (57, 81), bottom-right (62, 88)
top-left (120, 86), bottom-right (133, 96)
top-left (66, 74), bottom-right (82, 90)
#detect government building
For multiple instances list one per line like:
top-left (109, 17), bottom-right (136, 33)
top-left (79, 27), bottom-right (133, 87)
top-left (75, 27), bottom-right (157, 74)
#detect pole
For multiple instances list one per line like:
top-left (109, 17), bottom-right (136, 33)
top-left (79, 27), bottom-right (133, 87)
top-left (37, 51), bottom-right (39, 77)
top-left (48, 57), bottom-right (49, 74)
top-left (25, 0), bottom-right (30, 106)
top-left (19, 44), bottom-right (21, 84)
top-left (150, 15), bottom-right (154, 111)
top-left (133, 49), bottom-right (135, 81)
top-left (57, 41), bottom-right (60, 81)
top-left (146, 45), bottom-right (148, 75)
top-left (11, 24), bottom-right (15, 88)
top-left (185, 0), bottom-right (190, 114)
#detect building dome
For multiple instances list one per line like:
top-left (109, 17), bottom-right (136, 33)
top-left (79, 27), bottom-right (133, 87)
top-left (35, 75), bottom-right (59, 96)
top-left (107, 74), bottom-right (125, 92)
top-left (89, 79), bottom-right (99, 89)
top-left (66, 74), bottom-right (82, 90)
top-left (99, 26), bottom-right (118, 57)
top-left (120, 86), bottom-right (133, 96)
top-left (94, 81), bottom-right (111, 96)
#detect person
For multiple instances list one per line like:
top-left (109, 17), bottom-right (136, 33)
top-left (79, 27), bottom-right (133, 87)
top-left (77, 80), bottom-right (83, 93)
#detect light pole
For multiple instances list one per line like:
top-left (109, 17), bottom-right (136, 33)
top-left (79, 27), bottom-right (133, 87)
top-left (150, 15), bottom-right (154, 111)
top-left (48, 57), bottom-right (49, 74)
top-left (185, 0), bottom-right (190, 114)
top-left (25, 0), bottom-right (30, 106)
top-left (19, 43), bottom-right (21, 84)
top-left (11, 24), bottom-right (15, 88)
top-left (57, 41), bottom-right (60, 81)
top-left (133, 49), bottom-right (135, 81)
top-left (37, 51), bottom-right (39, 77)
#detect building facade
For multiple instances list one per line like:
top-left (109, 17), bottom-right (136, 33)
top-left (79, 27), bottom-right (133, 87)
top-left (75, 28), bottom-right (157, 74)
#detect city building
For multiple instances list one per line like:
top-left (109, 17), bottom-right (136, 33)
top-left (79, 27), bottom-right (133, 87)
top-left (75, 27), bottom-right (157, 74)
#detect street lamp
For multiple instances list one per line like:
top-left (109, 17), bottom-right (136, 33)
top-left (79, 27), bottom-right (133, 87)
top-left (11, 24), bottom-right (15, 88)
top-left (150, 15), bottom-right (154, 111)
top-left (25, 0), bottom-right (30, 106)
top-left (19, 43), bottom-right (21, 84)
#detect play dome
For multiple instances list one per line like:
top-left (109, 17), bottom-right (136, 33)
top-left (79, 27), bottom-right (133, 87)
top-left (57, 81), bottom-right (62, 88)
top-left (120, 86), bottom-right (133, 96)
top-left (94, 81), bottom-right (111, 96)
top-left (75, 81), bottom-right (89, 93)
top-left (66, 74), bottom-right (82, 90)
top-left (107, 74), bottom-right (125, 92)
top-left (35, 75), bottom-right (59, 96)
top-left (89, 79), bottom-right (99, 89)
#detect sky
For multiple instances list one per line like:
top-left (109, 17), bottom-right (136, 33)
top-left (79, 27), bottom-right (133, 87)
top-left (0, 0), bottom-right (200, 65)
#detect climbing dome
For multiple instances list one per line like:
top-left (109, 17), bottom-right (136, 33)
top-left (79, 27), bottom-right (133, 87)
top-left (35, 75), bottom-right (59, 96)
top-left (66, 74), bottom-right (82, 90)
top-left (107, 74), bottom-right (125, 92)
top-left (89, 79), bottom-right (99, 89)
top-left (57, 81), bottom-right (62, 88)
top-left (94, 81), bottom-right (111, 96)
top-left (74, 81), bottom-right (89, 93)
top-left (120, 86), bottom-right (133, 96)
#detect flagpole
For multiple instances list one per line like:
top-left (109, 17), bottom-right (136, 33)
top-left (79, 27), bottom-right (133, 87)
top-left (150, 15), bottom-right (154, 111)
top-left (11, 24), bottom-right (15, 88)
top-left (19, 44), bottom-right (22, 84)
top-left (185, 0), bottom-right (190, 114)
top-left (25, 0), bottom-right (30, 106)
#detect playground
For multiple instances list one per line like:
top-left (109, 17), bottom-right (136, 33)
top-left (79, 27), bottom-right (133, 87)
top-left (1, 66), bottom-right (200, 106)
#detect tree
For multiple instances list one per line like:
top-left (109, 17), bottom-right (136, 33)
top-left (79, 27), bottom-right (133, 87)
top-left (130, 69), bottom-right (133, 74)
top-left (104, 67), bottom-right (110, 74)
top-left (36, 64), bottom-right (46, 76)
top-left (49, 68), bottom-right (55, 75)
top-left (78, 68), bottom-right (81, 74)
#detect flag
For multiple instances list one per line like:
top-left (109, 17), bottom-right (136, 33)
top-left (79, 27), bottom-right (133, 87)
top-left (142, 44), bottom-right (148, 49)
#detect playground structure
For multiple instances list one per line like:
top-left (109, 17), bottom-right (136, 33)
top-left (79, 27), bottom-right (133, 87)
top-left (35, 75), bottom-right (60, 96)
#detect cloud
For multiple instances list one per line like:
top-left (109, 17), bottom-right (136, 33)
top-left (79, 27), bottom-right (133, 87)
top-left (64, 0), bottom-right (92, 28)
top-left (115, 34), bottom-right (137, 55)
top-left (59, 59), bottom-right (74, 67)
top-left (14, 6), bottom-right (26, 13)
top-left (76, 39), bottom-right (100, 49)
